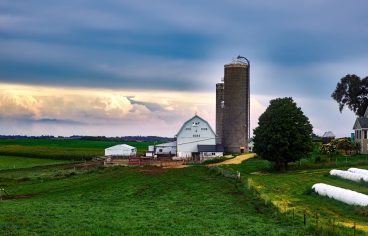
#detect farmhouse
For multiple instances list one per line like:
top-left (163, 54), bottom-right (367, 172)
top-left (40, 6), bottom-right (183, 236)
top-left (175, 115), bottom-right (223, 161)
top-left (353, 109), bottom-right (368, 154)
top-left (105, 144), bottom-right (137, 157)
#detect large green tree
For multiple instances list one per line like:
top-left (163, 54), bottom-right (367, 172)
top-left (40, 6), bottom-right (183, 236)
top-left (331, 74), bottom-right (368, 117)
top-left (253, 97), bottom-right (313, 170)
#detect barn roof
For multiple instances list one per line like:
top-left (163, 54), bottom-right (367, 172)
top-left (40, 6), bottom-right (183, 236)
top-left (197, 144), bottom-right (224, 152)
top-left (175, 114), bottom-right (216, 137)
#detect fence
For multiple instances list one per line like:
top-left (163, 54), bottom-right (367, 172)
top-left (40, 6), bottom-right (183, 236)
top-left (208, 166), bottom-right (367, 236)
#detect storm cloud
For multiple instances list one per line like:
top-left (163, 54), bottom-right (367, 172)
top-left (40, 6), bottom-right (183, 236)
top-left (0, 0), bottom-right (367, 136)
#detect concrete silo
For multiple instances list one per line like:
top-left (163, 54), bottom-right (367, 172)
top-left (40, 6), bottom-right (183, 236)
top-left (216, 83), bottom-right (224, 144)
top-left (216, 56), bottom-right (250, 153)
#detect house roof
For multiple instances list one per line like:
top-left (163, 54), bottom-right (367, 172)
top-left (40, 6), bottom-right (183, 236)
top-left (175, 114), bottom-right (216, 137)
top-left (197, 144), bottom-right (224, 152)
top-left (353, 117), bottom-right (368, 129)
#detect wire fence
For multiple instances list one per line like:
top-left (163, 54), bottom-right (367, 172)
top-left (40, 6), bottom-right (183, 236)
top-left (208, 166), bottom-right (367, 236)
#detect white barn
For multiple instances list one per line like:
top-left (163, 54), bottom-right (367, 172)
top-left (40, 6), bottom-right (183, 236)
top-left (176, 115), bottom-right (223, 161)
top-left (105, 144), bottom-right (137, 157)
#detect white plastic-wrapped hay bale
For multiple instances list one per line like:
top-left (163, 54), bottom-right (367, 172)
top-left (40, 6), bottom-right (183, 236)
top-left (312, 183), bottom-right (368, 207)
top-left (330, 169), bottom-right (368, 182)
top-left (348, 168), bottom-right (368, 176)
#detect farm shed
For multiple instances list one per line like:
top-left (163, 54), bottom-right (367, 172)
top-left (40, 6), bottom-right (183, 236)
top-left (322, 131), bottom-right (335, 144)
top-left (176, 115), bottom-right (217, 161)
top-left (155, 141), bottom-right (177, 156)
top-left (197, 144), bottom-right (224, 162)
top-left (105, 144), bottom-right (137, 157)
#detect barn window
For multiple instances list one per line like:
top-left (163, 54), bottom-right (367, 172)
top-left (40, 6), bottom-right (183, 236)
top-left (159, 149), bottom-right (163, 152)
top-left (186, 128), bottom-right (191, 130)
top-left (365, 130), bottom-right (367, 139)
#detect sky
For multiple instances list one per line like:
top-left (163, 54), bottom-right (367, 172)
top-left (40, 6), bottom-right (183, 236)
top-left (1, 0), bottom-right (367, 137)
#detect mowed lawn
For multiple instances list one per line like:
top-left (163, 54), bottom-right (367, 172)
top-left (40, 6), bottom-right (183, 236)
top-left (226, 158), bottom-right (368, 234)
top-left (0, 139), bottom-right (154, 160)
top-left (0, 164), bottom-right (309, 235)
top-left (0, 156), bottom-right (71, 170)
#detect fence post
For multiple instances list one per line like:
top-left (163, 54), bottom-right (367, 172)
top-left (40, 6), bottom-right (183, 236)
top-left (315, 210), bottom-right (318, 228)
top-left (353, 222), bottom-right (356, 236)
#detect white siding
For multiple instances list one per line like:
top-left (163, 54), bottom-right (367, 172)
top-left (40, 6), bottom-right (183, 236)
top-left (176, 116), bottom-right (216, 158)
top-left (200, 152), bottom-right (223, 161)
top-left (155, 141), bottom-right (176, 155)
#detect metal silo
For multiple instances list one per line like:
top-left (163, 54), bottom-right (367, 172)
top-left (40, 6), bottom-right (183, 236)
top-left (221, 56), bottom-right (250, 153)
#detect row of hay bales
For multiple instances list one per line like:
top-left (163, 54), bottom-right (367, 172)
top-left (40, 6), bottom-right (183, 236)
top-left (312, 168), bottom-right (368, 207)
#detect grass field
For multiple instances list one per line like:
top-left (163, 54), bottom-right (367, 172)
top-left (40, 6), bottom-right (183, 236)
top-left (225, 157), bottom-right (368, 234)
top-left (0, 156), bottom-right (71, 170)
top-left (0, 162), bottom-right (312, 235)
top-left (0, 139), bottom-right (155, 160)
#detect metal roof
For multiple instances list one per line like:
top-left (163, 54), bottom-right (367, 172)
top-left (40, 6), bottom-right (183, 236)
top-left (155, 141), bottom-right (177, 147)
top-left (197, 144), bottom-right (224, 152)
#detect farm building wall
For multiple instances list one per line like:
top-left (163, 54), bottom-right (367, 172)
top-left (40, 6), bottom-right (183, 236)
top-left (199, 152), bottom-right (223, 162)
top-left (155, 141), bottom-right (177, 155)
top-left (176, 115), bottom-right (216, 159)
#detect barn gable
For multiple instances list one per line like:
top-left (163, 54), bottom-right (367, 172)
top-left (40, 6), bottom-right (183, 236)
top-left (176, 115), bottom-right (216, 138)
top-left (175, 115), bottom-right (218, 159)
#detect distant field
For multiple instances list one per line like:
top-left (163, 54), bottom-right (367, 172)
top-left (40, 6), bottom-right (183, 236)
top-left (0, 164), bottom-right (310, 235)
top-left (226, 157), bottom-right (368, 234)
top-left (0, 139), bottom-right (155, 160)
top-left (0, 156), bottom-right (71, 170)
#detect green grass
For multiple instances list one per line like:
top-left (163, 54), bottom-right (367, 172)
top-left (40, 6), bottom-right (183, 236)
top-left (0, 164), bottom-right (311, 235)
top-left (0, 156), bottom-right (71, 170)
top-left (0, 139), bottom-right (155, 160)
top-left (226, 157), bottom-right (368, 234)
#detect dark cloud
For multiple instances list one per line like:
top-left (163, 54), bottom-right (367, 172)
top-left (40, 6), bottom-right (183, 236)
top-left (126, 96), bottom-right (165, 112)
top-left (35, 118), bottom-right (85, 125)
top-left (0, 0), bottom-right (368, 96)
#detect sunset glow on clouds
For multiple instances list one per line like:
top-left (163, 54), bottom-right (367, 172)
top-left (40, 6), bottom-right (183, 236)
top-left (0, 83), bottom-right (271, 137)
top-left (0, 83), bottom-right (215, 136)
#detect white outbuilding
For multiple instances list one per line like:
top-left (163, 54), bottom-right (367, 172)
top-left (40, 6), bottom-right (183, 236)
top-left (105, 144), bottom-right (137, 157)
top-left (155, 141), bottom-right (177, 156)
top-left (176, 115), bottom-right (223, 161)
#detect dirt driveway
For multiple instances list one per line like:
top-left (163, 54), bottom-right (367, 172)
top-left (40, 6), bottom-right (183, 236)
top-left (208, 153), bottom-right (256, 166)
